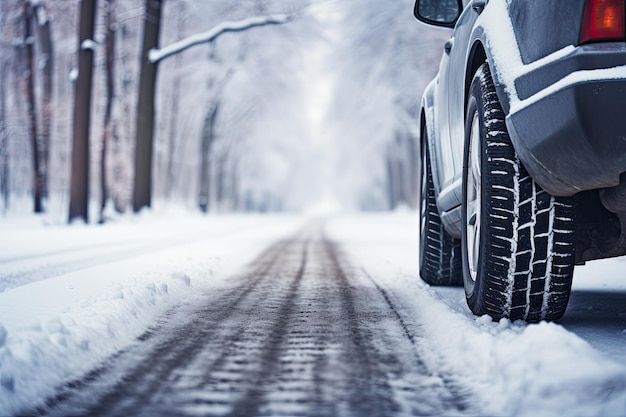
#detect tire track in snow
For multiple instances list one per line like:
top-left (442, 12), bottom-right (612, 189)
top-left (33, 236), bottom-right (294, 416)
top-left (35, 225), bottom-right (468, 417)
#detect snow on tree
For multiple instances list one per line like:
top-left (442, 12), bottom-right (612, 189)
top-left (0, 0), bottom-right (447, 219)
top-left (133, 4), bottom-right (292, 213)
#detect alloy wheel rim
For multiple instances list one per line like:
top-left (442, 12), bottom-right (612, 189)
top-left (467, 112), bottom-right (482, 282)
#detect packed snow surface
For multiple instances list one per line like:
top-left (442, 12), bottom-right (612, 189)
top-left (0, 211), bottom-right (625, 416)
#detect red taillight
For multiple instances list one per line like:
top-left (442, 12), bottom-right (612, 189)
top-left (580, 0), bottom-right (625, 44)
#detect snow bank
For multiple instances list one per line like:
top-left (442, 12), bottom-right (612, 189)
top-left (0, 214), bottom-right (304, 415)
top-left (409, 290), bottom-right (626, 417)
top-left (0, 252), bottom-right (196, 413)
top-left (327, 213), bottom-right (626, 417)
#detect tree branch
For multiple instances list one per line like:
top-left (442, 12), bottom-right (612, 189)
top-left (148, 14), bottom-right (291, 64)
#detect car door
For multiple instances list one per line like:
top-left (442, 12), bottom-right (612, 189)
top-left (439, 2), bottom-right (481, 196)
top-left (432, 36), bottom-right (455, 194)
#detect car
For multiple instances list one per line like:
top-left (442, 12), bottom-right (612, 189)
top-left (414, 0), bottom-right (626, 322)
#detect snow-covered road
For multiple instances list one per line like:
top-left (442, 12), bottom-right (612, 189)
top-left (35, 224), bottom-right (467, 416)
top-left (1, 212), bottom-right (625, 416)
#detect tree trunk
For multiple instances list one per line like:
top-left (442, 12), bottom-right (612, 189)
top-left (199, 103), bottom-right (219, 213)
top-left (230, 157), bottom-right (240, 211)
top-left (0, 0), bottom-right (6, 214)
top-left (216, 152), bottom-right (227, 210)
top-left (99, 0), bottom-right (116, 223)
top-left (395, 133), bottom-right (407, 207)
top-left (397, 153), bottom-right (406, 206)
top-left (112, 20), bottom-right (131, 214)
top-left (132, 0), bottom-right (162, 213)
top-left (407, 133), bottom-right (419, 208)
top-left (34, 3), bottom-right (53, 200)
top-left (387, 138), bottom-right (409, 210)
top-left (385, 147), bottom-right (397, 210)
top-left (197, 63), bottom-right (238, 213)
top-left (165, 4), bottom-right (185, 200)
top-left (165, 76), bottom-right (180, 200)
top-left (24, 1), bottom-right (43, 213)
top-left (0, 58), bottom-right (7, 214)
top-left (69, 0), bottom-right (97, 223)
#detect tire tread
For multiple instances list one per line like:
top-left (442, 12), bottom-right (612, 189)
top-left (420, 139), bottom-right (463, 286)
top-left (465, 64), bottom-right (575, 321)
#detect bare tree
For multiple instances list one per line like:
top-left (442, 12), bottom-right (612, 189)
top-left (406, 133), bottom-right (419, 208)
top-left (385, 146), bottom-right (396, 209)
top-left (111, 16), bottom-right (135, 214)
top-left (164, 3), bottom-right (185, 200)
top-left (23, 0), bottom-right (43, 213)
top-left (0, 56), bottom-right (7, 215)
top-left (133, 12), bottom-right (290, 213)
top-left (229, 155), bottom-right (241, 211)
top-left (33, 1), bottom-right (53, 200)
top-left (198, 102), bottom-right (218, 213)
top-left (99, 0), bottom-right (116, 223)
top-left (198, 63), bottom-right (238, 213)
top-left (384, 129), bottom-right (420, 210)
top-left (0, 1), bottom-right (9, 214)
top-left (398, 110), bottom-right (421, 209)
top-left (132, 0), bottom-right (163, 213)
top-left (2, 1), bottom-right (26, 213)
top-left (68, 0), bottom-right (97, 223)
top-left (385, 137), bottom-right (407, 210)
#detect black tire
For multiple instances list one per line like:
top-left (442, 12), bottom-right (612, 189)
top-left (462, 64), bottom-right (576, 322)
top-left (419, 131), bottom-right (463, 286)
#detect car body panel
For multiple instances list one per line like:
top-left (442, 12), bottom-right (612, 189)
top-left (508, 0), bottom-right (585, 64)
top-left (443, 5), bottom-right (477, 192)
top-left (419, 0), bottom-right (626, 235)
top-left (508, 72), bottom-right (626, 195)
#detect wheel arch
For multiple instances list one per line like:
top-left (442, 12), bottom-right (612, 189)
top-left (420, 108), bottom-right (427, 158)
top-left (464, 41), bottom-right (487, 119)
top-left (419, 78), bottom-right (441, 197)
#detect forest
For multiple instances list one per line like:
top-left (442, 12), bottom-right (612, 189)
top-left (0, 0), bottom-right (446, 224)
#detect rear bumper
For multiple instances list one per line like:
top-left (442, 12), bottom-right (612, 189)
top-left (506, 45), bottom-right (626, 196)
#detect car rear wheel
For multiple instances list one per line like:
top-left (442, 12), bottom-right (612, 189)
top-left (462, 63), bottom-right (576, 322)
top-left (419, 131), bottom-right (462, 286)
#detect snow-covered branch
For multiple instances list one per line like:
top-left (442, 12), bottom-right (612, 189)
top-left (33, 3), bottom-right (49, 26)
top-left (148, 14), bottom-right (291, 64)
top-left (81, 39), bottom-right (98, 51)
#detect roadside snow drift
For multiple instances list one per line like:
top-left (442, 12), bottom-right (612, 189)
top-left (0, 213), bottom-right (304, 415)
top-left (326, 213), bottom-right (626, 417)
